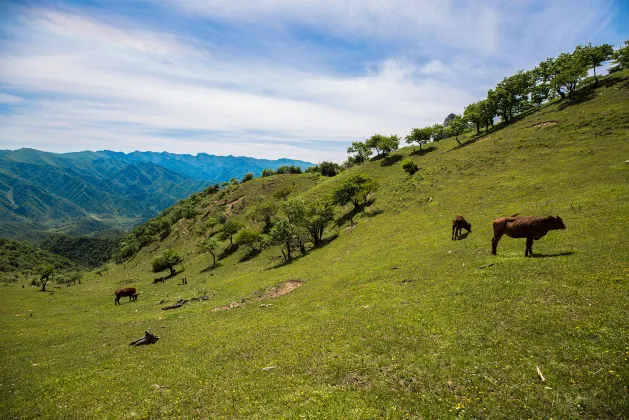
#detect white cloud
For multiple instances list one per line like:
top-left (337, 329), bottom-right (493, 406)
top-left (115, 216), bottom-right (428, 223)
top-left (0, 1), bottom-right (623, 162)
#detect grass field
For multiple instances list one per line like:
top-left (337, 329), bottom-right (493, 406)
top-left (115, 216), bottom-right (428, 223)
top-left (1, 71), bottom-right (628, 419)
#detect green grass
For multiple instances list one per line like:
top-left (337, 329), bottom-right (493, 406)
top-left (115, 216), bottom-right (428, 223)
top-left (1, 71), bottom-right (629, 419)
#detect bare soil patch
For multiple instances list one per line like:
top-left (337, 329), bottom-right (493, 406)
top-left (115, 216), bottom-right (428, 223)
top-left (212, 280), bottom-right (304, 311)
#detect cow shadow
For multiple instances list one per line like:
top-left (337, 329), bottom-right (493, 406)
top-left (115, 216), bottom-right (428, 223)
top-left (455, 232), bottom-right (469, 240)
top-left (530, 251), bottom-right (575, 258)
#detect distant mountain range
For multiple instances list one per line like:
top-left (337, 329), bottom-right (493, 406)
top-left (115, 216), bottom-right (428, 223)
top-left (0, 148), bottom-right (313, 240)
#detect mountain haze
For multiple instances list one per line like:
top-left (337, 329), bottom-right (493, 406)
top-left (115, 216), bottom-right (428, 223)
top-left (0, 149), bottom-right (313, 239)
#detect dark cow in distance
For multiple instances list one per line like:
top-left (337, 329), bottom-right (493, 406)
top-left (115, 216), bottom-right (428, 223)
top-left (452, 215), bottom-right (472, 240)
top-left (115, 287), bottom-right (138, 305)
top-left (491, 215), bottom-right (566, 256)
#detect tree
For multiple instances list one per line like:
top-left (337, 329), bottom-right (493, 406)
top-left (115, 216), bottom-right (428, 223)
top-left (550, 51), bottom-right (588, 100)
top-left (332, 174), bottom-right (378, 210)
top-left (611, 40), bottom-right (629, 70)
top-left (261, 168), bottom-right (275, 177)
top-left (203, 217), bottom-right (219, 236)
top-left (266, 219), bottom-right (296, 261)
top-left (273, 187), bottom-right (291, 201)
top-left (281, 198), bottom-right (306, 225)
top-left (449, 115), bottom-right (466, 145)
top-left (405, 126), bottom-right (432, 151)
top-left (235, 229), bottom-right (262, 252)
top-left (248, 202), bottom-right (277, 232)
top-left (304, 199), bottom-right (335, 245)
top-left (379, 135), bottom-right (400, 155)
top-left (463, 101), bottom-right (483, 134)
top-left (347, 141), bottom-right (372, 164)
top-left (152, 249), bottom-right (183, 276)
top-left (199, 237), bottom-right (220, 266)
top-left (365, 134), bottom-right (385, 156)
top-left (37, 263), bottom-right (54, 291)
top-left (318, 161), bottom-right (341, 177)
top-left (220, 220), bottom-right (243, 247)
top-left (241, 172), bottom-right (254, 183)
top-left (401, 158), bottom-right (419, 175)
top-left (578, 43), bottom-right (614, 87)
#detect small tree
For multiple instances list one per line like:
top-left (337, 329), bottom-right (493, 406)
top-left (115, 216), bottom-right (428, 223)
top-left (37, 263), bottom-right (54, 291)
top-left (405, 127), bottom-right (432, 151)
top-left (220, 220), bottom-right (243, 247)
top-left (463, 101), bottom-right (483, 134)
top-left (199, 237), bottom-right (220, 266)
top-left (152, 249), bottom-right (183, 276)
top-left (235, 229), bottom-right (262, 252)
top-left (449, 115), bottom-right (466, 145)
top-left (248, 202), bottom-right (277, 232)
top-left (347, 141), bottom-right (372, 164)
top-left (203, 217), bottom-right (219, 236)
top-left (261, 168), bottom-right (275, 177)
top-left (332, 174), bottom-right (378, 210)
top-left (281, 198), bottom-right (306, 225)
top-left (266, 219), bottom-right (296, 261)
top-left (401, 158), bottom-right (419, 175)
top-left (273, 187), bottom-right (291, 201)
top-left (611, 40), bottom-right (629, 70)
top-left (304, 199), bottom-right (335, 245)
top-left (318, 161), bottom-right (340, 177)
top-left (241, 172), bottom-right (254, 183)
top-left (578, 43), bottom-right (614, 87)
top-left (379, 135), bottom-right (400, 156)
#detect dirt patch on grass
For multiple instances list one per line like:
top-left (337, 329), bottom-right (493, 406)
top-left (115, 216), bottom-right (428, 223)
top-left (225, 196), bottom-right (245, 215)
top-left (212, 280), bottom-right (304, 311)
top-left (531, 121), bottom-right (558, 128)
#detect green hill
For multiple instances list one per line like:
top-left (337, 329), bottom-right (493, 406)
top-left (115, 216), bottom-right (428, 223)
top-left (1, 71), bottom-right (628, 419)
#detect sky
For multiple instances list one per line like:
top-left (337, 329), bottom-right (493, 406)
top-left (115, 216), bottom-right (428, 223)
top-left (0, 1), bottom-right (627, 163)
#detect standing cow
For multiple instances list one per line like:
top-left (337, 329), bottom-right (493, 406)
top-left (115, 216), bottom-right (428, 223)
top-left (452, 216), bottom-right (472, 240)
top-left (491, 215), bottom-right (566, 256)
top-left (115, 287), bottom-right (138, 305)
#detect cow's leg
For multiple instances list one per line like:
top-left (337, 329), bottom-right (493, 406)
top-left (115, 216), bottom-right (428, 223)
top-left (452, 225), bottom-right (456, 240)
top-left (491, 232), bottom-right (503, 255)
top-left (115, 296), bottom-right (119, 305)
top-left (525, 237), bottom-right (533, 256)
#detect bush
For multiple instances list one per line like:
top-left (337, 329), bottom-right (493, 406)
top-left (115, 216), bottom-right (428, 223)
top-left (242, 172), bottom-right (254, 183)
top-left (261, 169), bottom-right (275, 177)
top-left (401, 159), bottom-right (419, 175)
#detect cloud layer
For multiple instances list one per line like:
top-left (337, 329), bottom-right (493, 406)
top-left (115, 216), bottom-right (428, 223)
top-left (0, 1), bottom-right (625, 162)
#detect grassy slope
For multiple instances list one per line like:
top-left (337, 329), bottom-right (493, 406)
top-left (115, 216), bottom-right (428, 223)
top-left (1, 72), bottom-right (628, 419)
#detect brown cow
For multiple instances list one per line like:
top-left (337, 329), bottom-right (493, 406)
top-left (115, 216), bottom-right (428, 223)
top-left (452, 215), bottom-right (472, 240)
top-left (491, 215), bottom-right (566, 256)
top-left (115, 287), bottom-right (138, 305)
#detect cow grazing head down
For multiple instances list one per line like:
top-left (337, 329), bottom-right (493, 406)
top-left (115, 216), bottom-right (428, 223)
top-left (548, 215), bottom-right (566, 230)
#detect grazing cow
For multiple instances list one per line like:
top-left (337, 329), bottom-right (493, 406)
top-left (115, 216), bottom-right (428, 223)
top-left (491, 215), bottom-right (566, 256)
top-left (115, 287), bottom-right (137, 305)
top-left (452, 215), bottom-right (472, 240)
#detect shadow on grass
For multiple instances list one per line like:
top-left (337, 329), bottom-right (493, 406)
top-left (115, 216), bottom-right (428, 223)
top-left (218, 244), bottom-right (240, 260)
top-left (315, 233), bottom-right (339, 248)
top-left (530, 251), bottom-right (575, 258)
top-left (380, 154), bottom-right (403, 166)
top-left (335, 207), bottom-right (361, 228)
top-left (239, 249), bottom-right (261, 262)
top-left (410, 146), bottom-right (436, 156)
top-left (455, 232), bottom-right (469, 240)
top-left (363, 209), bottom-right (384, 218)
top-left (200, 263), bottom-right (222, 273)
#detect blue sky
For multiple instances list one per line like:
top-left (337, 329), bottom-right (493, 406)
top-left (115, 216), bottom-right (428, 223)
top-left (0, 0), bottom-right (627, 162)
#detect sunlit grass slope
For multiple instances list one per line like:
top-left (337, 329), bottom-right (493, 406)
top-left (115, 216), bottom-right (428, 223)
top-left (1, 71), bottom-right (628, 419)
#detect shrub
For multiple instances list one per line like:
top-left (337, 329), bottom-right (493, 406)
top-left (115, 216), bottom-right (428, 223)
top-left (401, 158), bottom-right (419, 175)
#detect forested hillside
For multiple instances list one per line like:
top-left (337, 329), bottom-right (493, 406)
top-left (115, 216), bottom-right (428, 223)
top-left (2, 62), bottom-right (627, 418)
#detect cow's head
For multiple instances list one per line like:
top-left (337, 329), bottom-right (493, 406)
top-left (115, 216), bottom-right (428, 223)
top-left (465, 221), bottom-right (472, 233)
top-left (549, 215), bottom-right (566, 230)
